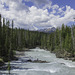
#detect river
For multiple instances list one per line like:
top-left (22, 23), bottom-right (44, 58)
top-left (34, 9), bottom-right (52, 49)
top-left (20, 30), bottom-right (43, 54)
top-left (0, 47), bottom-right (75, 75)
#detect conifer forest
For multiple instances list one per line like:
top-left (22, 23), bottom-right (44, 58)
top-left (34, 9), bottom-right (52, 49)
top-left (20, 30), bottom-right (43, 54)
top-left (0, 14), bottom-right (75, 62)
top-left (0, 0), bottom-right (75, 75)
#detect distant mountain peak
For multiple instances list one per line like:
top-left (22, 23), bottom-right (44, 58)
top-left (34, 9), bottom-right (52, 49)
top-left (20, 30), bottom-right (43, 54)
top-left (38, 27), bottom-right (56, 33)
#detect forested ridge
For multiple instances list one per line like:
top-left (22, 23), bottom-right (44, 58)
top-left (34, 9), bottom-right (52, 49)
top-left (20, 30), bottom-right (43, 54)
top-left (0, 14), bottom-right (75, 62)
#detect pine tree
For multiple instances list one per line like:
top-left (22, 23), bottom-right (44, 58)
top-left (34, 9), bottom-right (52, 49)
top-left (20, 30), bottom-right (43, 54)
top-left (5, 20), bottom-right (10, 58)
top-left (61, 24), bottom-right (66, 49)
top-left (2, 18), bottom-right (6, 57)
top-left (0, 14), bottom-right (2, 56)
top-left (11, 20), bottom-right (14, 50)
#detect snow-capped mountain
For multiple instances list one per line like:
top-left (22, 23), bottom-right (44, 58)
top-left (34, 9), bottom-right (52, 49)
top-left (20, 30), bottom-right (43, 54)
top-left (39, 27), bottom-right (56, 33)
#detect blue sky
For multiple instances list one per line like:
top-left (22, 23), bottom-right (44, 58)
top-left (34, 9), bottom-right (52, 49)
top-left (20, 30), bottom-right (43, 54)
top-left (0, 0), bottom-right (75, 30)
top-left (25, 0), bottom-right (75, 9)
top-left (52, 0), bottom-right (75, 9)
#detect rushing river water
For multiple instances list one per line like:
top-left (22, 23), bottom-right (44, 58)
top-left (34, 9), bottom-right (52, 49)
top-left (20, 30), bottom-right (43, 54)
top-left (0, 47), bottom-right (75, 75)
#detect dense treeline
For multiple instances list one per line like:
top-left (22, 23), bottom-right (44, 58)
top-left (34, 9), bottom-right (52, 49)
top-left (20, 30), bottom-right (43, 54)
top-left (0, 14), bottom-right (75, 61)
top-left (41, 24), bottom-right (75, 58)
top-left (0, 14), bottom-right (42, 61)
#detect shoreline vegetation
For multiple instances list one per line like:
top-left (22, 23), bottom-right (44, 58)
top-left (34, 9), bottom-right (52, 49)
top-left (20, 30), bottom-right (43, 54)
top-left (52, 50), bottom-right (75, 61)
top-left (0, 14), bottom-right (75, 67)
top-left (0, 58), bottom-right (4, 66)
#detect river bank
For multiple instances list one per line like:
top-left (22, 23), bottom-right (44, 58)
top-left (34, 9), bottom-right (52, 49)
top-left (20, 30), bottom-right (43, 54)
top-left (51, 49), bottom-right (75, 62)
top-left (0, 48), bottom-right (29, 67)
top-left (40, 47), bottom-right (75, 62)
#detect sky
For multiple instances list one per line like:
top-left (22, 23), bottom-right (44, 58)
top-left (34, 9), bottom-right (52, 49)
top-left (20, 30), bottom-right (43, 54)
top-left (0, 0), bottom-right (75, 30)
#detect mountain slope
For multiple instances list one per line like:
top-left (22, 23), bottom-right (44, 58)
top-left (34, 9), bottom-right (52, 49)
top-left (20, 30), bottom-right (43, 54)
top-left (39, 27), bottom-right (56, 33)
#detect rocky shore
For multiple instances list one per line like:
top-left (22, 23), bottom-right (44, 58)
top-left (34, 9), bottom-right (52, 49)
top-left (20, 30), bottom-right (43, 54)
top-left (53, 50), bottom-right (75, 61)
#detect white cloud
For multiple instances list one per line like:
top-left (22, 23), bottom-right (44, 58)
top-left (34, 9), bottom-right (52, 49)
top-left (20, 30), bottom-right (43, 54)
top-left (0, 0), bottom-right (75, 30)
top-left (24, 0), bottom-right (52, 9)
top-left (51, 4), bottom-right (59, 10)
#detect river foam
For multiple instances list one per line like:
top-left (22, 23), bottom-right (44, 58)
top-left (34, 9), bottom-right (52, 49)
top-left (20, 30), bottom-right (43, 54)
top-left (1, 48), bottom-right (75, 75)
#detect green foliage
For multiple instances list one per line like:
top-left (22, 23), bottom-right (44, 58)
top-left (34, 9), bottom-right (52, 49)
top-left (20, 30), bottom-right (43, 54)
top-left (0, 58), bottom-right (4, 62)
top-left (8, 61), bottom-right (10, 74)
top-left (0, 14), bottom-right (75, 61)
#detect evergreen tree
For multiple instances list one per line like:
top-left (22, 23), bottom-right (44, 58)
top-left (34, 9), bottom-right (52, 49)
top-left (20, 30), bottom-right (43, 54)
top-left (0, 14), bottom-right (2, 56)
